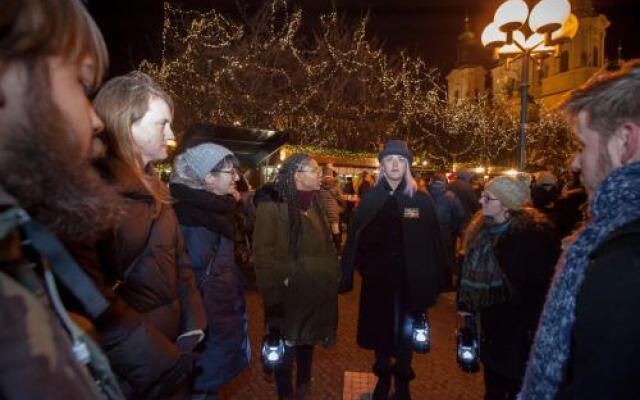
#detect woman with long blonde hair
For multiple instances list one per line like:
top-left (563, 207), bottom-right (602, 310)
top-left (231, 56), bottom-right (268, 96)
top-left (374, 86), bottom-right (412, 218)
top-left (341, 140), bottom-right (444, 400)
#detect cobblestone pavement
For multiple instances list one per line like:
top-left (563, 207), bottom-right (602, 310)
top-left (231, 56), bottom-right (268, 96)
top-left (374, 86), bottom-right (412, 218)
top-left (220, 276), bottom-right (484, 399)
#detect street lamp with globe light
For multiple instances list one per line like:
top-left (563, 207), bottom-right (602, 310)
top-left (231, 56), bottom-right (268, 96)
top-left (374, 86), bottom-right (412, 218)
top-left (481, 0), bottom-right (579, 170)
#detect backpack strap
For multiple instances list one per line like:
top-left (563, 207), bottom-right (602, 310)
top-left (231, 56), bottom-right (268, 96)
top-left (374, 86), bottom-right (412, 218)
top-left (4, 206), bottom-right (110, 319)
top-left (0, 206), bottom-right (25, 240)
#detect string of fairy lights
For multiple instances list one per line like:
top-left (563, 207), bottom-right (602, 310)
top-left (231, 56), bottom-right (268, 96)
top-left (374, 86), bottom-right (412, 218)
top-left (141, 0), bottom-right (574, 170)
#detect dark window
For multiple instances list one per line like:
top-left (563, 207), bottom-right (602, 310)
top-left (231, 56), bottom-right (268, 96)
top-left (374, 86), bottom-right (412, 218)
top-left (593, 47), bottom-right (599, 67)
top-left (581, 52), bottom-right (588, 66)
top-left (506, 78), bottom-right (516, 96)
top-left (559, 51), bottom-right (569, 72)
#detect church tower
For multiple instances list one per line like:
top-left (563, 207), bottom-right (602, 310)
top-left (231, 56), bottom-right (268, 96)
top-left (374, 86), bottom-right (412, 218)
top-left (537, 0), bottom-right (609, 106)
top-left (446, 15), bottom-right (488, 106)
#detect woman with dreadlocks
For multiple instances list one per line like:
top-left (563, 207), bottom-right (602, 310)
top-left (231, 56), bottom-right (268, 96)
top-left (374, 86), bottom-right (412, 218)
top-left (253, 154), bottom-right (340, 400)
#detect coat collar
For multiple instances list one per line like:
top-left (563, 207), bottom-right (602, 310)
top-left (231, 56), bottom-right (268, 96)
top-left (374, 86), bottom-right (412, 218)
top-left (380, 176), bottom-right (406, 194)
top-left (97, 157), bottom-right (153, 200)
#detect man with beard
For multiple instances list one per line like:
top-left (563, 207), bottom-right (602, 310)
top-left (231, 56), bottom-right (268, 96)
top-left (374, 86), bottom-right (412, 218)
top-left (0, 0), bottom-right (123, 398)
top-left (520, 60), bottom-right (640, 399)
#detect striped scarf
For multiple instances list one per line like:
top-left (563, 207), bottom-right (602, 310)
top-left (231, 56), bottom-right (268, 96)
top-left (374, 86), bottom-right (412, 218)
top-left (458, 221), bottom-right (510, 312)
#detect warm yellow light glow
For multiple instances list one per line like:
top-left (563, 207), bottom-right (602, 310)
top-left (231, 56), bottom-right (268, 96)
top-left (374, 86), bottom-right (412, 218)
top-left (529, 0), bottom-right (571, 34)
top-left (498, 30), bottom-right (526, 55)
top-left (279, 148), bottom-right (287, 161)
top-left (166, 139), bottom-right (177, 148)
top-left (525, 33), bottom-right (544, 49)
top-left (526, 33), bottom-right (556, 53)
top-left (474, 166), bottom-right (486, 174)
top-left (551, 13), bottom-right (579, 44)
top-left (481, 22), bottom-right (507, 49)
top-left (495, 0), bottom-right (529, 32)
top-left (504, 169), bottom-right (519, 176)
top-left (422, 160), bottom-right (428, 166)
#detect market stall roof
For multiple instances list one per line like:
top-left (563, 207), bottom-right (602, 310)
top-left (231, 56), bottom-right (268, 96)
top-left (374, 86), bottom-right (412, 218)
top-left (178, 123), bottom-right (288, 167)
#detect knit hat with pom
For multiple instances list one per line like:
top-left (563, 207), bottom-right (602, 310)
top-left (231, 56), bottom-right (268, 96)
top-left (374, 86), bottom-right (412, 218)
top-left (485, 175), bottom-right (531, 211)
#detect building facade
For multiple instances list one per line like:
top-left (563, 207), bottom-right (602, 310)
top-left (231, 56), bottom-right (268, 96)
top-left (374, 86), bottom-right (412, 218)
top-left (448, 0), bottom-right (610, 109)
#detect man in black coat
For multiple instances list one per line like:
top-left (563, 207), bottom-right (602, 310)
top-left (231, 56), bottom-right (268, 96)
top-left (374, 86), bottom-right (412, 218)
top-left (520, 60), bottom-right (640, 400)
top-left (340, 140), bottom-right (445, 400)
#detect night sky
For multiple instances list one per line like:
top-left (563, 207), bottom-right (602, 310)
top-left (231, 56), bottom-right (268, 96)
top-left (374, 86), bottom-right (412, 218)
top-left (88, 0), bottom-right (640, 79)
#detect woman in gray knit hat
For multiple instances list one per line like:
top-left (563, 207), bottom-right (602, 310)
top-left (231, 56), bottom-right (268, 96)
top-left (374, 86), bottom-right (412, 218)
top-left (169, 142), bottom-right (251, 400)
top-left (457, 175), bottom-right (560, 400)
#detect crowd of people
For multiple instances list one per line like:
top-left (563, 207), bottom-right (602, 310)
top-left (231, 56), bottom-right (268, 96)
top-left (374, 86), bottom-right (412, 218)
top-left (2, 1), bottom-right (640, 400)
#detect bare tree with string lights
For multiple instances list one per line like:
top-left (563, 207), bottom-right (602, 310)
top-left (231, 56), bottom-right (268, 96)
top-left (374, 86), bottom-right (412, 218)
top-left (141, 1), bottom-right (444, 151)
top-left (141, 0), bottom-right (574, 171)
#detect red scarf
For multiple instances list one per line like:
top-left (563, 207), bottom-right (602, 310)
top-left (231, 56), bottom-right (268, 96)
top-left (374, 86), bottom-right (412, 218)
top-left (296, 190), bottom-right (316, 211)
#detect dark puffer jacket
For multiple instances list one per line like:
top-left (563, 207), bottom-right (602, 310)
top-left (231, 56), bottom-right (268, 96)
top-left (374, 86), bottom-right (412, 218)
top-left (170, 182), bottom-right (250, 392)
top-left (93, 159), bottom-right (206, 399)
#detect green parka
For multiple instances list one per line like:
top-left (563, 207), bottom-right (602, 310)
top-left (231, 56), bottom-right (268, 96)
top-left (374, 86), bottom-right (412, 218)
top-left (253, 188), bottom-right (339, 346)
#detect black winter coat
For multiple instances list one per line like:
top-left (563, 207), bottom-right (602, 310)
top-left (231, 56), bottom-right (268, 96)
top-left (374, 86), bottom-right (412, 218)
top-left (91, 159), bottom-right (206, 399)
top-left (449, 179), bottom-right (479, 223)
top-left (558, 218), bottom-right (640, 399)
top-left (341, 179), bottom-right (445, 351)
top-left (465, 209), bottom-right (560, 379)
top-left (429, 182), bottom-right (468, 252)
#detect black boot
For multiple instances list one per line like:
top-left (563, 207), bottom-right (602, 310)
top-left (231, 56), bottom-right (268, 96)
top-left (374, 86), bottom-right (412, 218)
top-left (391, 364), bottom-right (415, 400)
top-left (391, 378), bottom-right (411, 400)
top-left (372, 374), bottom-right (392, 400)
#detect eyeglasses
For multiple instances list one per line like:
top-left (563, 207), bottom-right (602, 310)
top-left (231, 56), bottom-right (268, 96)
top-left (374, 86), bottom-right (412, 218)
top-left (297, 167), bottom-right (321, 176)
top-left (481, 192), bottom-right (499, 202)
top-left (214, 169), bottom-right (239, 178)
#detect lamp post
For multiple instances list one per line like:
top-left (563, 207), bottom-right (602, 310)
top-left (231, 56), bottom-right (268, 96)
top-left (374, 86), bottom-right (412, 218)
top-left (481, 0), bottom-right (579, 170)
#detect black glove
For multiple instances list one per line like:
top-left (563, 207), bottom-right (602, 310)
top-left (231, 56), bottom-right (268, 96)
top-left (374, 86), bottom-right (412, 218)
top-left (264, 303), bottom-right (285, 319)
top-left (267, 325), bottom-right (282, 341)
top-left (412, 310), bottom-right (427, 321)
top-left (264, 303), bottom-right (285, 330)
